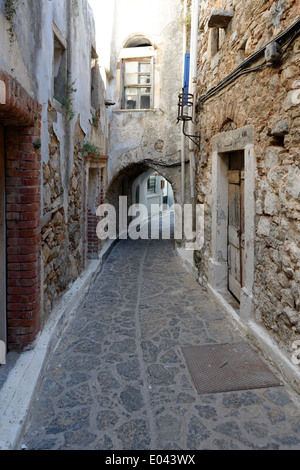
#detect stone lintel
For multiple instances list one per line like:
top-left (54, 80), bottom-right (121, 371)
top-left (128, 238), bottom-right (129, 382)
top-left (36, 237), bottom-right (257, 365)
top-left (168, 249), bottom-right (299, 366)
top-left (208, 10), bottom-right (234, 29)
top-left (84, 153), bottom-right (109, 167)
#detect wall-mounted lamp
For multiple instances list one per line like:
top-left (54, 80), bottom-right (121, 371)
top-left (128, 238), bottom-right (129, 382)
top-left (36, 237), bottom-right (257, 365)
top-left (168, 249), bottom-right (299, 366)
top-left (177, 88), bottom-right (200, 149)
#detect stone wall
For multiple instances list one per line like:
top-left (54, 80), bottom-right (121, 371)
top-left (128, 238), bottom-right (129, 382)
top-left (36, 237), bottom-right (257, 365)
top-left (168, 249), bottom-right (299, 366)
top-left (0, 0), bottom-right (109, 349)
top-left (42, 110), bottom-right (86, 320)
top-left (195, 0), bottom-right (300, 361)
top-left (106, 0), bottom-right (187, 208)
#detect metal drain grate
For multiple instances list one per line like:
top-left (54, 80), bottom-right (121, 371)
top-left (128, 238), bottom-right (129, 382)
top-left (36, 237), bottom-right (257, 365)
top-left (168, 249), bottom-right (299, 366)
top-left (182, 342), bottom-right (282, 395)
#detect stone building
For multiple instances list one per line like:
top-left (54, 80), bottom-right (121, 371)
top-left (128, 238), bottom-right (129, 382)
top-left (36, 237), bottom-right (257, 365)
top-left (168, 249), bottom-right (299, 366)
top-left (93, 0), bottom-right (192, 221)
top-left (0, 0), bottom-right (108, 358)
top-left (193, 0), bottom-right (300, 391)
top-left (1, 0), bottom-right (299, 395)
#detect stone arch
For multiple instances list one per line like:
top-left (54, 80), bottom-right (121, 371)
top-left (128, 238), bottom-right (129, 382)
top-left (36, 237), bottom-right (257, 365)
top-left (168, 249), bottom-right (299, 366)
top-left (122, 33), bottom-right (153, 49)
top-left (220, 118), bottom-right (237, 133)
top-left (105, 162), bottom-right (180, 235)
top-left (218, 99), bottom-right (238, 131)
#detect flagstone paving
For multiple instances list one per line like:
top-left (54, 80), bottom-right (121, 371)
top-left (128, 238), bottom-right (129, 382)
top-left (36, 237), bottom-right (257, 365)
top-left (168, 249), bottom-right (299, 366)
top-left (20, 238), bottom-right (300, 450)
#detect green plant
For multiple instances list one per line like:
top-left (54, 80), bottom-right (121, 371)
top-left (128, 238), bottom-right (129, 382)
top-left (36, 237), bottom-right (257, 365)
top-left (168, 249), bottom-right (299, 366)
top-left (61, 71), bottom-right (77, 121)
top-left (82, 141), bottom-right (101, 155)
top-left (33, 140), bottom-right (41, 150)
top-left (178, 8), bottom-right (192, 26)
top-left (5, 0), bottom-right (18, 42)
top-left (91, 112), bottom-right (99, 128)
top-left (5, 0), bottom-right (17, 20)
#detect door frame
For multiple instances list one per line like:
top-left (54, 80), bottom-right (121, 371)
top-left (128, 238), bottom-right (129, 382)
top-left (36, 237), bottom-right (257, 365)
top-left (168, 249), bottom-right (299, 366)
top-left (208, 125), bottom-right (256, 322)
top-left (0, 125), bottom-right (6, 364)
top-left (228, 153), bottom-right (245, 302)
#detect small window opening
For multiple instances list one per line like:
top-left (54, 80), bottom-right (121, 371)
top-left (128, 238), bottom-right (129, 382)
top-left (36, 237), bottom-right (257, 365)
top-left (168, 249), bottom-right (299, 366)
top-left (91, 47), bottom-right (99, 110)
top-left (53, 35), bottom-right (67, 103)
top-left (147, 175), bottom-right (157, 195)
top-left (210, 28), bottom-right (219, 58)
top-left (270, 135), bottom-right (285, 147)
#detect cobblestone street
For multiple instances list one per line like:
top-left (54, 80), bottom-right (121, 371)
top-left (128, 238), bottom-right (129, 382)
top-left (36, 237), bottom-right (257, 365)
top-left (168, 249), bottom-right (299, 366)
top-left (20, 238), bottom-right (300, 450)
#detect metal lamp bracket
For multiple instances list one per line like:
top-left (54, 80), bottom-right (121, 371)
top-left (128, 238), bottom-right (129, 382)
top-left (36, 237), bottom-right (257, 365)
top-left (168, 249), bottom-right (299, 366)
top-left (182, 120), bottom-right (201, 150)
top-left (177, 89), bottom-right (200, 149)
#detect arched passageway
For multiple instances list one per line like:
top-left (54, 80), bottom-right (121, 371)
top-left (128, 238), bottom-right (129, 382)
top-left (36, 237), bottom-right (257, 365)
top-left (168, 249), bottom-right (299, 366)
top-left (105, 162), bottom-right (179, 241)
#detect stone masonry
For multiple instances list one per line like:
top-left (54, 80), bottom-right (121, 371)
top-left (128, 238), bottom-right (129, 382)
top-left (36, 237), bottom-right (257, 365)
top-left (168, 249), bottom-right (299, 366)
top-left (194, 0), bottom-right (300, 370)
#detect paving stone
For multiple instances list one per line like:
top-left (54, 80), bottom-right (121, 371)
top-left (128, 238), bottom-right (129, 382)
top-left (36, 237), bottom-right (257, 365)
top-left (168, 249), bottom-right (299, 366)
top-left (120, 386), bottom-right (144, 412)
top-left (116, 419), bottom-right (151, 450)
top-left (147, 364), bottom-right (176, 385)
top-left (116, 359), bottom-right (140, 380)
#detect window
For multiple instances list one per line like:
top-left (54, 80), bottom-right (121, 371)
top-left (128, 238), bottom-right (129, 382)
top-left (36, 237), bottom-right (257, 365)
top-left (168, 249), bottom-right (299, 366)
top-left (123, 59), bottom-right (152, 110)
top-left (209, 28), bottom-right (226, 59)
top-left (119, 35), bottom-right (155, 110)
top-left (91, 47), bottom-right (99, 110)
top-left (147, 175), bottom-right (157, 194)
top-left (52, 24), bottom-right (67, 104)
top-left (209, 28), bottom-right (220, 58)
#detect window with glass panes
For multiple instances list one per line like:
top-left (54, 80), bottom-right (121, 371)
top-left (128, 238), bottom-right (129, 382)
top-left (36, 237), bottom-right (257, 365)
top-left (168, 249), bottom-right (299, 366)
top-left (123, 59), bottom-right (152, 110)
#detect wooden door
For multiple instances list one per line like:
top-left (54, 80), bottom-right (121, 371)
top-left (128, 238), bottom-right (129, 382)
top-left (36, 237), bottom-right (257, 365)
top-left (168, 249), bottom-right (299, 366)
top-left (228, 153), bottom-right (244, 302)
top-left (0, 125), bottom-right (6, 364)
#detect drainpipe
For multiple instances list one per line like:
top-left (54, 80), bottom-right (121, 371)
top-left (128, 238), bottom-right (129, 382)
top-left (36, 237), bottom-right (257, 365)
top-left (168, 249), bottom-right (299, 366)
top-left (188, 0), bottom-right (199, 199)
top-left (181, 0), bottom-right (188, 205)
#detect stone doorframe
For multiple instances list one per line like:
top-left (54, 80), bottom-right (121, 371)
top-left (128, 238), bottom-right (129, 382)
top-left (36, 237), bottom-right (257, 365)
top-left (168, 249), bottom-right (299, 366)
top-left (208, 125), bottom-right (255, 323)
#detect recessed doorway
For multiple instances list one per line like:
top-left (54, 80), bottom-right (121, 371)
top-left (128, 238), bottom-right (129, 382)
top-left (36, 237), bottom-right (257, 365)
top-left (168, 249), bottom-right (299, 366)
top-left (228, 150), bottom-right (245, 302)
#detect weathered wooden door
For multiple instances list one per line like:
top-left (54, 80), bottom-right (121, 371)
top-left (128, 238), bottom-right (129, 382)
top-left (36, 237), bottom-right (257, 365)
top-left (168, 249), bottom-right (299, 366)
top-left (228, 152), bottom-right (244, 302)
top-left (0, 125), bottom-right (6, 364)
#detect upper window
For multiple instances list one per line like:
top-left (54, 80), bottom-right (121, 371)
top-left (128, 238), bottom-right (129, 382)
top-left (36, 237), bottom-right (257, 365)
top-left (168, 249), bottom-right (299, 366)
top-left (120, 35), bottom-right (154, 110)
top-left (124, 59), bottom-right (152, 110)
top-left (52, 23), bottom-right (67, 104)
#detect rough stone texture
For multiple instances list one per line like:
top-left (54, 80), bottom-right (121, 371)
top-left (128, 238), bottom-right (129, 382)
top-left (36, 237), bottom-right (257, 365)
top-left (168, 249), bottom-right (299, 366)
top-left (42, 110), bottom-right (86, 322)
top-left (20, 237), bottom-right (300, 450)
top-left (195, 0), bottom-right (300, 361)
top-left (0, 0), bottom-right (109, 349)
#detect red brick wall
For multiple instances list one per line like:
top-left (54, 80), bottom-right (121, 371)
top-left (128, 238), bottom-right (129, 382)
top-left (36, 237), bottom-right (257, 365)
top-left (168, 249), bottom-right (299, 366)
top-left (87, 207), bottom-right (100, 257)
top-left (0, 72), bottom-right (42, 352)
top-left (85, 156), bottom-right (108, 260)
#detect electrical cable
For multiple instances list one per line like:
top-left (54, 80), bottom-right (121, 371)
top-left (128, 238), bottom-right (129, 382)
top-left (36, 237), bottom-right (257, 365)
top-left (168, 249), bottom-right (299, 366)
top-left (143, 159), bottom-right (189, 168)
top-left (199, 16), bottom-right (300, 105)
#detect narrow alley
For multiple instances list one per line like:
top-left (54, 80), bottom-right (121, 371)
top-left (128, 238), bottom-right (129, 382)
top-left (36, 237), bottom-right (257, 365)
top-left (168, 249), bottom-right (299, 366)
top-left (20, 236), bottom-right (300, 450)
top-left (1, 0), bottom-right (300, 455)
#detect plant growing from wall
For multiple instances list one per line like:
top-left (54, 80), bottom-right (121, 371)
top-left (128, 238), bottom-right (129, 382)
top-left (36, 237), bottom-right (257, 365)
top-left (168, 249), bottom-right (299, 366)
top-left (33, 140), bottom-right (41, 150)
top-left (5, 0), bottom-right (18, 42)
top-left (91, 112), bottom-right (99, 128)
top-left (82, 141), bottom-right (101, 155)
top-left (61, 71), bottom-right (77, 121)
